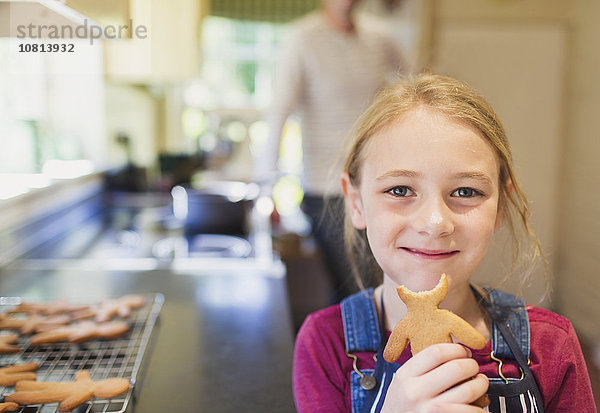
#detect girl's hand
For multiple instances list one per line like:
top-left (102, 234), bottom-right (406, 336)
top-left (380, 343), bottom-right (489, 413)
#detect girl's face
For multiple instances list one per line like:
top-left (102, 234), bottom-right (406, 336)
top-left (342, 107), bottom-right (503, 292)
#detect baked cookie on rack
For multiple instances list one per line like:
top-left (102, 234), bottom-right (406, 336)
top-left (0, 334), bottom-right (20, 354)
top-left (6, 370), bottom-right (130, 412)
top-left (72, 295), bottom-right (146, 322)
top-left (0, 313), bottom-right (71, 335)
top-left (8, 300), bottom-right (89, 316)
top-left (0, 363), bottom-right (38, 386)
top-left (0, 402), bottom-right (19, 412)
top-left (30, 321), bottom-right (129, 345)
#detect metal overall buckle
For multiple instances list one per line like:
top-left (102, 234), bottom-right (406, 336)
top-left (345, 351), bottom-right (378, 390)
top-left (490, 350), bottom-right (530, 384)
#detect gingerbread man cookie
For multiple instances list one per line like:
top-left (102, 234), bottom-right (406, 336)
top-left (6, 370), bottom-right (130, 412)
top-left (8, 300), bottom-right (89, 316)
top-left (383, 274), bottom-right (489, 408)
top-left (0, 363), bottom-right (38, 386)
top-left (383, 273), bottom-right (485, 360)
top-left (0, 334), bottom-right (20, 354)
top-left (73, 295), bottom-right (145, 322)
top-left (30, 321), bottom-right (129, 345)
top-left (0, 402), bottom-right (18, 412)
top-left (0, 313), bottom-right (71, 335)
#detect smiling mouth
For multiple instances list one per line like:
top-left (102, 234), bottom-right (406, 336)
top-left (400, 247), bottom-right (459, 259)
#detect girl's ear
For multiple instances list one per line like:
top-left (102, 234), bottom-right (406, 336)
top-left (340, 172), bottom-right (367, 230)
top-left (495, 180), bottom-right (514, 231)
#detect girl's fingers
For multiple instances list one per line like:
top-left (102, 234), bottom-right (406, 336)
top-left (419, 357), bottom-right (481, 397)
top-left (398, 343), bottom-right (472, 378)
top-left (434, 373), bottom-right (490, 405)
top-left (387, 343), bottom-right (488, 411)
top-left (425, 402), bottom-right (488, 413)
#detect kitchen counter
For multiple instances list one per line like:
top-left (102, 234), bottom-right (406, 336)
top-left (0, 263), bottom-right (296, 412)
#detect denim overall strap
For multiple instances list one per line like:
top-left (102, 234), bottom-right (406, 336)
top-left (484, 288), bottom-right (530, 360)
top-left (341, 289), bottom-right (402, 413)
top-left (341, 289), bottom-right (382, 413)
top-left (341, 288), bottom-right (381, 353)
top-left (481, 288), bottom-right (544, 412)
top-left (488, 320), bottom-right (545, 412)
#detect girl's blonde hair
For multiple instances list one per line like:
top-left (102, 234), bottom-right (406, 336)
top-left (342, 73), bottom-right (546, 292)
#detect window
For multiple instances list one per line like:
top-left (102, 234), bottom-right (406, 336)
top-left (0, 38), bottom-right (104, 199)
top-left (186, 16), bottom-right (304, 219)
top-left (199, 16), bottom-right (285, 109)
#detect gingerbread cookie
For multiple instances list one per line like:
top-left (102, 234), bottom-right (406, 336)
top-left (0, 363), bottom-right (38, 386)
top-left (6, 370), bottom-right (130, 412)
top-left (30, 321), bottom-right (129, 345)
top-left (0, 313), bottom-right (71, 335)
top-left (0, 334), bottom-right (20, 354)
top-left (8, 300), bottom-right (89, 316)
top-left (383, 274), bottom-right (486, 360)
top-left (0, 402), bottom-right (18, 412)
top-left (73, 295), bottom-right (145, 322)
top-left (383, 274), bottom-right (489, 408)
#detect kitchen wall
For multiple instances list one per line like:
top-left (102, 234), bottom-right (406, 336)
top-left (429, 1), bottom-right (566, 307)
top-left (555, 0), bottom-right (600, 344)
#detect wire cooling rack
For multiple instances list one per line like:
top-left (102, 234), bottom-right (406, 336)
top-left (0, 293), bottom-right (164, 413)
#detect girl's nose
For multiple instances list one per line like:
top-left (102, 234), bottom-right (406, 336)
top-left (412, 201), bottom-right (455, 237)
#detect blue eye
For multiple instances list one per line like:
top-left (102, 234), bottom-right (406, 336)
top-left (387, 186), bottom-right (413, 197)
top-left (453, 188), bottom-right (479, 197)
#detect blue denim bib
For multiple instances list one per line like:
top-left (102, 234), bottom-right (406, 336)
top-left (340, 287), bottom-right (544, 413)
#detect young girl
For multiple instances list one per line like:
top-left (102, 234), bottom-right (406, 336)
top-left (293, 73), bottom-right (596, 412)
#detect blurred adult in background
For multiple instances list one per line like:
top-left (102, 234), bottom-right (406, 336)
top-left (259, 0), bottom-right (410, 302)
